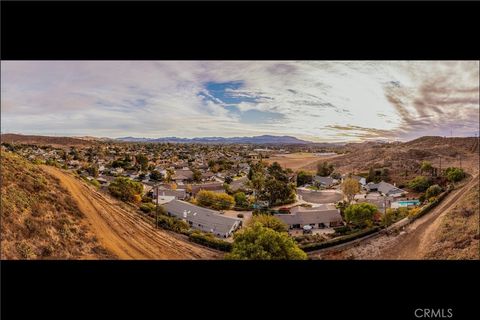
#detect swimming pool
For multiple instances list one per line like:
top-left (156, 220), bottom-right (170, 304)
top-left (397, 200), bottom-right (420, 206)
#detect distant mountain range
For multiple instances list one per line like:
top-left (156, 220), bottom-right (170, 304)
top-left (116, 135), bottom-right (312, 144)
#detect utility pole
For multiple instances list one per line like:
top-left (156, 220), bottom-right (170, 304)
top-left (155, 185), bottom-right (159, 228)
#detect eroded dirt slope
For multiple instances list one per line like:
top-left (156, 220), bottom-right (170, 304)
top-left (41, 165), bottom-right (221, 260)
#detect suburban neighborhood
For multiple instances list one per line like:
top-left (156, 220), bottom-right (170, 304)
top-left (3, 133), bottom-right (471, 260)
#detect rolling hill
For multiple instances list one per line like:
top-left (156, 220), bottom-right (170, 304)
top-left (116, 135), bottom-right (311, 144)
top-left (1, 133), bottom-right (93, 147)
top-left (0, 151), bottom-right (114, 259)
top-left (301, 136), bottom-right (480, 182)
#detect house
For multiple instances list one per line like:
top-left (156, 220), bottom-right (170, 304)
top-left (313, 176), bottom-right (336, 188)
top-left (112, 167), bottom-right (124, 175)
top-left (191, 182), bottom-right (225, 197)
top-left (201, 171), bottom-right (216, 182)
top-left (155, 195), bottom-right (176, 205)
top-left (97, 175), bottom-right (115, 186)
top-left (276, 204), bottom-right (343, 230)
top-left (172, 169), bottom-right (194, 184)
top-left (366, 181), bottom-right (405, 198)
top-left (152, 188), bottom-right (187, 200)
top-left (164, 200), bottom-right (242, 238)
top-left (248, 153), bottom-right (260, 161)
top-left (238, 163), bottom-right (250, 174)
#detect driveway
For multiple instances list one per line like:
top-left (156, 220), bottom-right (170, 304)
top-left (297, 188), bottom-right (344, 204)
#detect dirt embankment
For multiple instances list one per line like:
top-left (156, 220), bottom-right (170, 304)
top-left (41, 166), bottom-right (221, 260)
top-left (1, 152), bottom-right (114, 259)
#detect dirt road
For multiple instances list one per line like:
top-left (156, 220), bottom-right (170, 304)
top-left (41, 166), bottom-right (221, 260)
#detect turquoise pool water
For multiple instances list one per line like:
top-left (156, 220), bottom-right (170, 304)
top-left (397, 200), bottom-right (420, 206)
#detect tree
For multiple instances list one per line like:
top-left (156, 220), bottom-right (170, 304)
top-left (367, 167), bottom-right (375, 183)
top-left (149, 170), bottom-right (163, 181)
top-left (425, 184), bottom-right (442, 199)
top-left (136, 154), bottom-right (149, 171)
top-left (249, 214), bottom-right (288, 232)
top-left (165, 168), bottom-right (174, 183)
top-left (196, 190), bottom-right (235, 210)
top-left (224, 176), bottom-right (233, 184)
top-left (249, 173), bottom-right (265, 195)
top-left (342, 178), bottom-right (360, 204)
top-left (192, 169), bottom-right (202, 183)
top-left (226, 223), bottom-right (307, 260)
top-left (86, 165), bottom-right (99, 178)
top-left (381, 208), bottom-right (396, 226)
top-left (268, 162), bottom-right (288, 182)
top-left (263, 177), bottom-right (296, 205)
top-left (140, 202), bottom-right (156, 213)
top-left (234, 192), bottom-right (248, 208)
top-left (408, 176), bottom-right (432, 192)
top-left (344, 203), bottom-right (378, 228)
top-left (297, 170), bottom-right (313, 186)
top-left (108, 177), bottom-right (143, 203)
top-left (317, 162), bottom-right (334, 177)
top-left (420, 161), bottom-right (433, 176)
top-left (445, 167), bottom-right (465, 182)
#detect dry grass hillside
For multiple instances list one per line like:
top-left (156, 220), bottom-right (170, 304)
top-left (302, 136), bottom-right (479, 182)
top-left (1, 133), bottom-right (93, 148)
top-left (424, 179), bottom-right (479, 260)
top-left (1, 151), bottom-right (114, 259)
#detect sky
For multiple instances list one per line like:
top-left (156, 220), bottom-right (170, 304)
top-left (1, 61), bottom-right (479, 142)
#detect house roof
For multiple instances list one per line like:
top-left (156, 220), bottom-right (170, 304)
top-left (164, 200), bottom-right (241, 235)
top-left (367, 181), bottom-right (404, 195)
top-left (313, 176), bottom-right (334, 185)
top-left (276, 205), bottom-right (342, 225)
top-left (173, 169), bottom-right (193, 180)
top-left (155, 188), bottom-right (187, 199)
top-left (191, 182), bottom-right (224, 194)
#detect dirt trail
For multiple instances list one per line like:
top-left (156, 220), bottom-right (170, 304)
top-left (41, 166), bottom-right (221, 260)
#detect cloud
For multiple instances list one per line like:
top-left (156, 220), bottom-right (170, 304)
top-left (1, 61), bottom-right (478, 141)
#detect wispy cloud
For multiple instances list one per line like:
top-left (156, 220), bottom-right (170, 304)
top-left (1, 61), bottom-right (478, 141)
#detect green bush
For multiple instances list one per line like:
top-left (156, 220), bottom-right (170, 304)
top-left (196, 190), bottom-right (235, 210)
top-left (344, 203), bottom-right (378, 228)
top-left (189, 231), bottom-right (232, 252)
top-left (445, 167), bottom-right (465, 182)
top-left (108, 177), bottom-right (143, 202)
top-left (410, 188), bottom-right (452, 221)
top-left (89, 179), bottom-right (100, 188)
top-left (234, 192), bottom-right (248, 208)
top-left (408, 176), bottom-right (432, 192)
top-left (425, 184), bottom-right (442, 199)
top-left (333, 226), bottom-right (351, 235)
top-left (157, 214), bottom-right (190, 233)
top-left (140, 202), bottom-right (156, 213)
